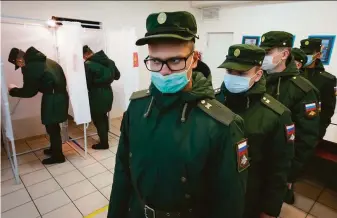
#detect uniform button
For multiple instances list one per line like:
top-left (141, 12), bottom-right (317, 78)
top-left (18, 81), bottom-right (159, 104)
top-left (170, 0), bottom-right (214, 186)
top-left (166, 213), bottom-right (170, 216)
top-left (129, 152), bottom-right (132, 158)
top-left (201, 100), bottom-right (206, 104)
top-left (181, 177), bottom-right (187, 183)
top-left (185, 194), bottom-right (191, 199)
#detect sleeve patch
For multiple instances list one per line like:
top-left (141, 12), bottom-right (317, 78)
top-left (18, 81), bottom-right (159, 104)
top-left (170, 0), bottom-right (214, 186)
top-left (335, 87), bottom-right (337, 96)
top-left (285, 124), bottom-right (295, 142)
top-left (304, 102), bottom-right (318, 118)
top-left (236, 139), bottom-right (250, 172)
top-left (318, 101), bottom-right (321, 112)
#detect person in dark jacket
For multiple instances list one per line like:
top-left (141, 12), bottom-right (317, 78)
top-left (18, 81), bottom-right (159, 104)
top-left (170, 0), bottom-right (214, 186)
top-left (259, 31), bottom-right (320, 204)
top-left (215, 44), bottom-right (294, 218)
top-left (8, 47), bottom-right (69, 165)
top-left (291, 47), bottom-right (308, 72)
top-left (108, 11), bottom-right (248, 218)
top-left (83, 46), bottom-right (120, 150)
top-left (300, 38), bottom-right (337, 140)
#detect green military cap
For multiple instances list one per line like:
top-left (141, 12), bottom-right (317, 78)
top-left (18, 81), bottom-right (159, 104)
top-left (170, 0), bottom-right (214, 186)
top-left (300, 38), bottom-right (322, 54)
top-left (83, 45), bottom-right (92, 54)
top-left (218, 44), bottom-right (266, 71)
top-left (291, 48), bottom-right (308, 65)
top-left (136, 11), bottom-right (199, 46)
top-left (8, 47), bottom-right (24, 70)
top-left (260, 31), bottom-right (294, 51)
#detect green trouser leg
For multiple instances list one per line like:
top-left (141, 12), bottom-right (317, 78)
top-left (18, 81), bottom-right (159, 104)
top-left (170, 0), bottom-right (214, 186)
top-left (45, 123), bottom-right (63, 157)
top-left (92, 113), bottom-right (109, 147)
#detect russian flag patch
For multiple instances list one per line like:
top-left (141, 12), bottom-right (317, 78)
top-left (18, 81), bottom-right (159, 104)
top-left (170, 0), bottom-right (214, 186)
top-left (304, 102), bottom-right (317, 118)
top-left (285, 124), bottom-right (295, 142)
top-left (236, 139), bottom-right (250, 172)
top-left (334, 87), bottom-right (337, 96)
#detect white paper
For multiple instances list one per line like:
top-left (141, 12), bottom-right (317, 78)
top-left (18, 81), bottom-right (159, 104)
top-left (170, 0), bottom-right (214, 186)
top-left (56, 22), bottom-right (91, 125)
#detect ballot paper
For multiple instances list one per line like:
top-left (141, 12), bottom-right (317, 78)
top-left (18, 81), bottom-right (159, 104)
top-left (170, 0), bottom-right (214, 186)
top-left (1, 60), bottom-right (15, 141)
top-left (56, 22), bottom-right (91, 125)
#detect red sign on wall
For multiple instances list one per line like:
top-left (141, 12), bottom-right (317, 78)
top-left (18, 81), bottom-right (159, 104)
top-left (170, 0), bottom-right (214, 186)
top-left (133, 52), bottom-right (139, 68)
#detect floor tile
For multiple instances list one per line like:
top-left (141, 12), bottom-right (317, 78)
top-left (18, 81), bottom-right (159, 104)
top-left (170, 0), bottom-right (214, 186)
top-left (110, 119), bottom-right (122, 129)
top-left (21, 168), bottom-right (52, 187)
top-left (79, 162), bottom-right (106, 178)
top-left (68, 156), bottom-right (97, 169)
top-left (74, 191), bottom-right (108, 216)
top-left (100, 185), bottom-right (112, 200)
top-left (1, 202), bottom-right (40, 218)
top-left (47, 161), bottom-right (76, 177)
top-left (62, 143), bottom-right (73, 152)
top-left (293, 192), bottom-right (315, 212)
top-left (63, 149), bottom-right (81, 159)
top-left (1, 189), bottom-right (32, 212)
top-left (109, 126), bottom-right (120, 137)
top-left (15, 143), bottom-right (32, 153)
top-left (19, 160), bottom-right (45, 175)
top-left (34, 150), bottom-right (49, 161)
top-left (306, 215), bottom-right (317, 218)
top-left (301, 178), bottom-right (325, 189)
top-left (54, 169), bottom-right (86, 188)
top-left (34, 189), bottom-right (71, 215)
top-left (27, 139), bottom-right (50, 150)
top-left (109, 146), bottom-right (118, 154)
top-left (75, 138), bottom-right (99, 154)
top-left (91, 150), bottom-right (114, 161)
top-left (89, 171), bottom-right (113, 189)
top-left (279, 203), bottom-right (307, 218)
top-left (42, 203), bottom-right (82, 218)
top-left (108, 138), bottom-right (119, 147)
top-left (317, 189), bottom-right (337, 211)
top-left (17, 153), bottom-right (39, 165)
top-left (27, 178), bottom-right (61, 200)
top-left (1, 177), bottom-right (25, 196)
top-left (64, 179), bottom-right (97, 201)
top-left (1, 168), bottom-right (14, 182)
top-left (99, 156), bottom-right (116, 170)
top-left (310, 202), bottom-right (337, 218)
top-left (93, 210), bottom-right (108, 218)
top-left (294, 181), bottom-right (323, 200)
top-left (1, 157), bottom-right (11, 169)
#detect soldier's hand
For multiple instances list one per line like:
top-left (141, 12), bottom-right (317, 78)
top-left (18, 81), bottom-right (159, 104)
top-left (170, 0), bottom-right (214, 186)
top-left (8, 84), bottom-right (18, 91)
top-left (260, 212), bottom-right (276, 218)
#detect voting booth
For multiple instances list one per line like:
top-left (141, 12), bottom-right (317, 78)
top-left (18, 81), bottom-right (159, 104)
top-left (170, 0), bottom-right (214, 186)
top-left (1, 15), bottom-right (140, 183)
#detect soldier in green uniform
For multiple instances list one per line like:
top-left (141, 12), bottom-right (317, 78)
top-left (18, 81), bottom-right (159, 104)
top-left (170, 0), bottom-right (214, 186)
top-left (259, 31), bottom-right (320, 204)
top-left (8, 47), bottom-right (69, 165)
top-left (215, 44), bottom-right (294, 218)
top-left (83, 45), bottom-right (120, 150)
top-left (291, 47), bottom-right (307, 72)
top-left (300, 38), bottom-right (337, 140)
top-left (108, 11), bottom-right (248, 218)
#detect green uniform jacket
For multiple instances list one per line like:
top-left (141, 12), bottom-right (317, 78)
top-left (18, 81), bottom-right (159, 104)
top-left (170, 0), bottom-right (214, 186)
top-left (303, 60), bottom-right (337, 139)
top-left (215, 77), bottom-right (294, 217)
top-left (265, 58), bottom-right (320, 182)
top-left (108, 70), bottom-right (248, 218)
top-left (84, 50), bottom-right (120, 116)
top-left (9, 47), bottom-right (69, 125)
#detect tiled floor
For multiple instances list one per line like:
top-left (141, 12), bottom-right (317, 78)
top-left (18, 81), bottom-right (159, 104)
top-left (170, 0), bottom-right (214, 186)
top-left (1, 116), bottom-right (337, 218)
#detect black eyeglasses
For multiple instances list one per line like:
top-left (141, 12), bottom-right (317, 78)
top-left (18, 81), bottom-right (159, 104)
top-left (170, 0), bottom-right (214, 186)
top-left (144, 51), bottom-right (194, 72)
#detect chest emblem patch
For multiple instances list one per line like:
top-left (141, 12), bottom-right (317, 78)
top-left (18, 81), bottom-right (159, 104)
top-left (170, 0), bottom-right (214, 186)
top-left (285, 124), bottom-right (295, 142)
top-left (237, 139), bottom-right (250, 172)
top-left (304, 102), bottom-right (317, 118)
top-left (334, 87), bottom-right (337, 96)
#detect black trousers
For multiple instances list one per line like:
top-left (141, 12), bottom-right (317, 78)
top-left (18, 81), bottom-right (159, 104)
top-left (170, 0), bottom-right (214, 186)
top-left (45, 123), bottom-right (63, 157)
top-left (92, 113), bottom-right (109, 147)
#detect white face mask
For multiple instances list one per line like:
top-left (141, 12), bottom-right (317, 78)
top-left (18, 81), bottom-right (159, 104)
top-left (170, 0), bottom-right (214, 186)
top-left (261, 52), bottom-right (283, 73)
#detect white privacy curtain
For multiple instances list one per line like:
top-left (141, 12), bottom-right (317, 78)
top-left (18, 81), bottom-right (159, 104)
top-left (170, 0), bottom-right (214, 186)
top-left (1, 61), bottom-right (15, 141)
top-left (56, 22), bottom-right (91, 125)
top-left (106, 28), bottom-right (140, 116)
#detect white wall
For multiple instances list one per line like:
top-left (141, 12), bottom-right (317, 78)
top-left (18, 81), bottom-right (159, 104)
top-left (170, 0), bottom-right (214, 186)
top-left (1, 1), bottom-right (199, 139)
top-left (197, 1), bottom-right (337, 75)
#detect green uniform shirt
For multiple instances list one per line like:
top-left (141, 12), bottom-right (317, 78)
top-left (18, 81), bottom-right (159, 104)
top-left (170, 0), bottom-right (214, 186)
top-left (84, 50), bottom-right (120, 116)
top-left (265, 58), bottom-right (320, 182)
top-left (9, 47), bottom-right (69, 125)
top-left (108, 70), bottom-right (248, 218)
top-left (303, 59), bottom-right (337, 139)
top-left (215, 77), bottom-right (294, 217)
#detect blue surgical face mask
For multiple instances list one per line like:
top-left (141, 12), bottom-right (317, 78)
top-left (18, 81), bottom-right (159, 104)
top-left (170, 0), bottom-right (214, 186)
top-left (151, 57), bottom-right (194, 94)
top-left (224, 72), bottom-right (257, 94)
top-left (304, 55), bottom-right (314, 67)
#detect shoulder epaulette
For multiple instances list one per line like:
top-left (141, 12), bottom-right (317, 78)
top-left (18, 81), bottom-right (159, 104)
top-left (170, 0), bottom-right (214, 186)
top-left (129, 89), bottom-right (150, 100)
top-left (320, 71), bottom-right (336, 80)
top-left (197, 99), bottom-right (235, 126)
top-left (290, 76), bottom-right (313, 93)
top-left (214, 88), bottom-right (222, 95)
top-left (260, 93), bottom-right (286, 115)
